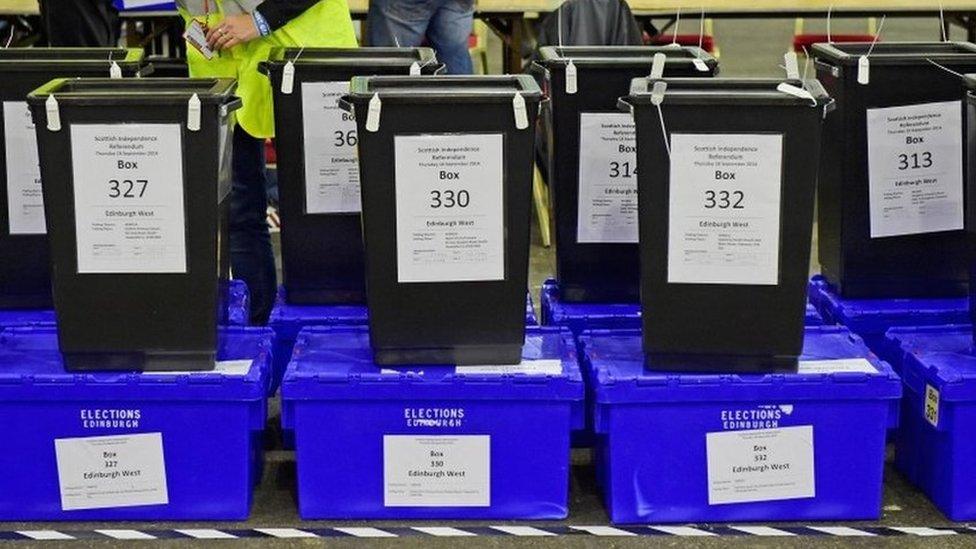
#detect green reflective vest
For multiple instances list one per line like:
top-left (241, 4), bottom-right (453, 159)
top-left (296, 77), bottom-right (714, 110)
top-left (179, 0), bottom-right (357, 138)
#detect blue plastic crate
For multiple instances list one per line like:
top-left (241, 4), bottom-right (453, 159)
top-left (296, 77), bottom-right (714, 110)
top-left (543, 278), bottom-right (823, 336)
top-left (586, 326), bottom-right (901, 524)
top-left (0, 325), bottom-right (272, 521)
top-left (0, 279), bottom-right (249, 331)
top-left (891, 325), bottom-right (976, 521)
top-left (269, 286), bottom-right (538, 395)
top-left (813, 281), bottom-right (968, 368)
top-left (0, 308), bottom-right (55, 330)
top-left (281, 325), bottom-right (584, 520)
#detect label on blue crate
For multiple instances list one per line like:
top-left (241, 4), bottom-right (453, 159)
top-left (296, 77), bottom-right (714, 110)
top-left (706, 425), bottom-right (815, 505)
top-left (302, 81), bottom-right (361, 214)
top-left (54, 432), bottom-right (169, 511)
top-left (576, 113), bottom-right (638, 244)
top-left (867, 100), bottom-right (964, 239)
top-left (70, 124), bottom-right (187, 274)
top-left (3, 101), bottom-right (45, 235)
top-left (797, 358), bottom-right (876, 374)
top-left (141, 359), bottom-right (252, 376)
top-left (394, 133), bottom-right (504, 283)
top-left (925, 384), bottom-right (940, 427)
top-left (456, 359), bottom-right (562, 375)
top-left (667, 134), bottom-right (782, 285)
top-left (383, 435), bottom-right (490, 507)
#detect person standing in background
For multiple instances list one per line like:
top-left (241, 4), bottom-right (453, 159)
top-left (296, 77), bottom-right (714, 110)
top-left (176, 0), bottom-right (357, 324)
top-left (38, 0), bottom-right (120, 47)
top-left (367, 0), bottom-right (475, 74)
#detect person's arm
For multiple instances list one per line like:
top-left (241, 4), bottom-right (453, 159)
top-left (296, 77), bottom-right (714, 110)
top-left (207, 0), bottom-right (319, 50)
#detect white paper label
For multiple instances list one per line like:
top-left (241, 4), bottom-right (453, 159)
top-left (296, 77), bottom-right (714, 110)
top-left (925, 384), bottom-right (940, 428)
top-left (668, 133), bottom-right (783, 285)
top-left (141, 359), bottom-right (252, 376)
top-left (797, 358), bottom-right (877, 374)
top-left (394, 133), bottom-right (504, 283)
top-left (71, 124), bottom-right (186, 274)
top-left (383, 435), bottom-right (490, 507)
top-left (867, 101), bottom-right (964, 238)
top-left (55, 433), bottom-right (169, 511)
top-left (706, 425), bottom-right (815, 505)
top-left (457, 359), bottom-right (562, 375)
top-left (301, 81), bottom-right (361, 214)
top-left (577, 113), bottom-right (638, 244)
top-left (4, 101), bottom-right (45, 235)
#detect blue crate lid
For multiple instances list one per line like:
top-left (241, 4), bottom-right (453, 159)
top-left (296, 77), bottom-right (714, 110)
top-left (815, 281), bottom-right (968, 331)
top-left (0, 326), bottom-right (273, 401)
top-left (271, 286), bottom-right (536, 327)
top-left (586, 326), bottom-right (901, 404)
top-left (889, 325), bottom-right (976, 402)
top-left (0, 309), bottom-right (56, 328)
top-left (540, 278), bottom-right (640, 326)
top-left (269, 286), bottom-right (370, 328)
top-left (281, 326), bottom-right (584, 401)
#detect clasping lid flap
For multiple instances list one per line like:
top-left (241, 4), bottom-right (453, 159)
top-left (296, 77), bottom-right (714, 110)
top-left (817, 282), bottom-right (968, 329)
top-left (628, 76), bottom-right (832, 108)
top-left (346, 74), bottom-right (543, 103)
top-left (282, 326), bottom-right (583, 401)
top-left (812, 41), bottom-right (976, 65)
top-left (590, 327), bottom-right (900, 405)
top-left (0, 47), bottom-right (145, 69)
top-left (890, 325), bottom-right (976, 401)
top-left (0, 327), bottom-right (271, 397)
top-left (27, 77), bottom-right (238, 106)
top-left (537, 45), bottom-right (717, 70)
top-left (267, 46), bottom-right (438, 67)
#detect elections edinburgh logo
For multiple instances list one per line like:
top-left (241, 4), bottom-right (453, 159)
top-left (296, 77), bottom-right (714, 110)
top-left (80, 408), bottom-right (142, 429)
top-left (403, 407), bottom-right (465, 428)
top-left (719, 405), bottom-right (794, 431)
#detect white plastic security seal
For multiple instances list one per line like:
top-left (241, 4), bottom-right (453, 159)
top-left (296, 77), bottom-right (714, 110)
top-left (650, 80), bottom-right (667, 106)
top-left (282, 60), bottom-right (295, 94)
top-left (650, 53), bottom-right (666, 79)
top-left (410, 61), bottom-right (421, 75)
top-left (187, 93), bottom-right (201, 132)
top-left (858, 15), bottom-right (885, 86)
top-left (45, 95), bottom-right (61, 132)
top-left (777, 82), bottom-right (817, 106)
top-left (365, 92), bottom-right (381, 132)
top-left (513, 91), bottom-right (529, 130)
top-left (565, 60), bottom-right (578, 94)
top-left (784, 51), bottom-right (800, 80)
top-left (110, 61), bottom-right (122, 79)
top-left (857, 56), bottom-right (870, 85)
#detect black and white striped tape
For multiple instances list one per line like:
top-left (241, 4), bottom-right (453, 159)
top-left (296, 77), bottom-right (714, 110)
top-left (1, 525), bottom-right (974, 540)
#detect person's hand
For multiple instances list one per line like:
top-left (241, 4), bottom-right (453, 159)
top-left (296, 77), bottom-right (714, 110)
top-left (206, 14), bottom-right (259, 50)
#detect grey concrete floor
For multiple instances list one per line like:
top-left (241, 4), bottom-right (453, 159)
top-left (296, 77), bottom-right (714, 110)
top-left (4, 14), bottom-right (973, 548)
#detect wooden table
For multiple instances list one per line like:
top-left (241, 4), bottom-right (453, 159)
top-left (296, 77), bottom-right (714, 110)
top-left (3, 0), bottom-right (974, 73)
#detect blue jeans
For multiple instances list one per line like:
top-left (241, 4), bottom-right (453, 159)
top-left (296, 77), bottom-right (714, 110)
top-left (367, 0), bottom-right (475, 75)
top-left (231, 128), bottom-right (277, 325)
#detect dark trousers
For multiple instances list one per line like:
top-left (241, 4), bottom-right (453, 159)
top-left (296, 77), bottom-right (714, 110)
top-left (231, 128), bottom-right (277, 325)
top-left (39, 0), bottom-right (120, 47)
